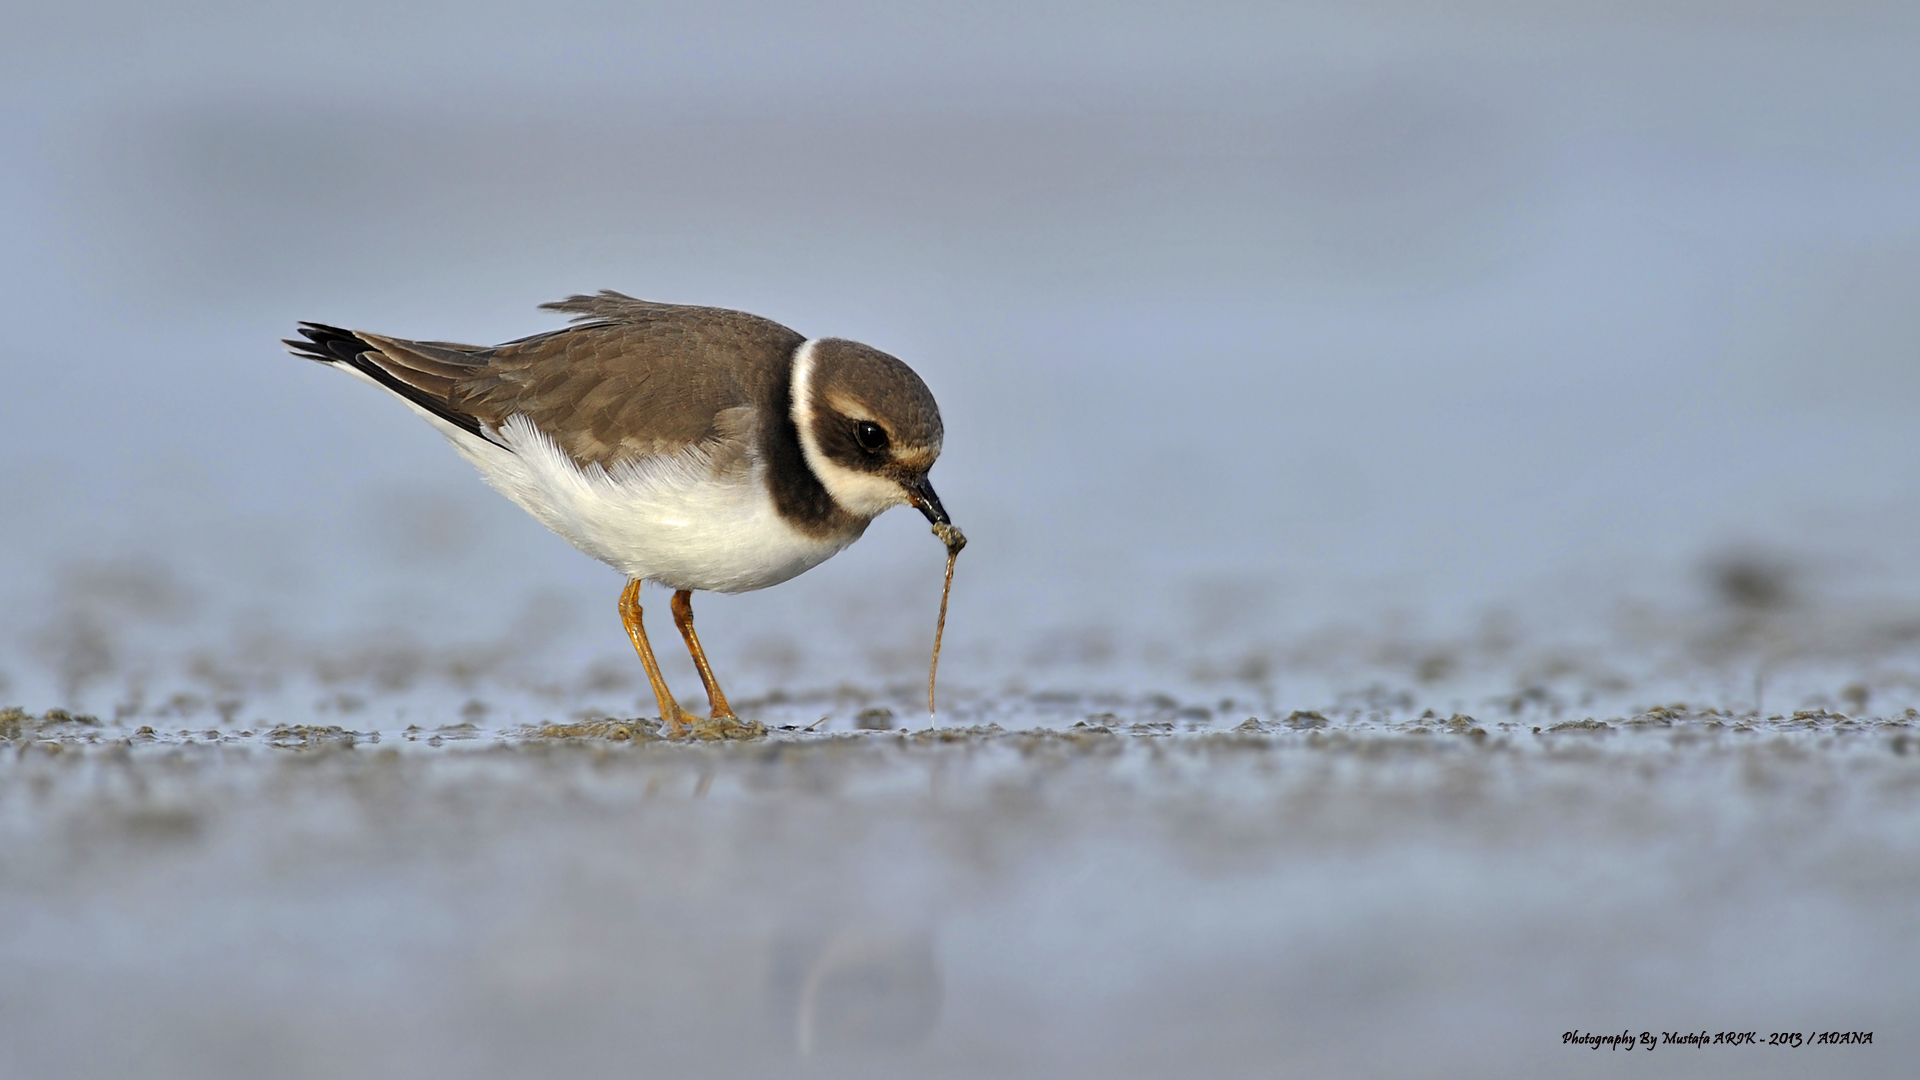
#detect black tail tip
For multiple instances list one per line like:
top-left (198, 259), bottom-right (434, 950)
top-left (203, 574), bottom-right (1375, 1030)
top-left (285, 322), bottom-right (368, 364)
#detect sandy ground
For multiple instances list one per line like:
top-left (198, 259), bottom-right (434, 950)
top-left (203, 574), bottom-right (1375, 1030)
top-left (4, 599), bottom-right (1917, 1079)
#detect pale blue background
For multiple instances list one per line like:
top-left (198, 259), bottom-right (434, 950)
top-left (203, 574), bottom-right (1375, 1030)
top-left (4, 7), bottom-right (1919, 1079)
top-left (2, 0), bottom-right (1917, 703)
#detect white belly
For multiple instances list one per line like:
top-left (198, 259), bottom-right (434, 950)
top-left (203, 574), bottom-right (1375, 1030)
top-left (446, 414), bottom-right (862, 593)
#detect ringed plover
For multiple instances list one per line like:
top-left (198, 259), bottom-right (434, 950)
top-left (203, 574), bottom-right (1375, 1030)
top-left (286, 291), bottom-right (965, 736)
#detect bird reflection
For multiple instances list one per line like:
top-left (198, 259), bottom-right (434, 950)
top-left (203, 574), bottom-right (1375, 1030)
top-left (767, 925), bottom-right (942, 1055)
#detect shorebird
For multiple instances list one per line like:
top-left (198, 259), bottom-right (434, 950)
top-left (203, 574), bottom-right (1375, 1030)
top-left (287, 291), bottom-right (964, 736)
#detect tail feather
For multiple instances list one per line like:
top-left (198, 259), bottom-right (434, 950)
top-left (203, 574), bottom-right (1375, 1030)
top-left (283, 321), bottom-right (369, 365)
top-left (285, 323), bottom-right (497, 445)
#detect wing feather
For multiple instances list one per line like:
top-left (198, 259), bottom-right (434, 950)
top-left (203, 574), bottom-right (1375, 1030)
top-left (288, 296), bottom-right (806, 470)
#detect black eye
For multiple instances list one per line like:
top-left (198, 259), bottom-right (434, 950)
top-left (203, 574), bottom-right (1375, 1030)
top-left (854, 421), bottom-right (889, 453)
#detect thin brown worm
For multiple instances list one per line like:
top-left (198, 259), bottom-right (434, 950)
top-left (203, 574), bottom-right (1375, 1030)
top-left (928, 523), bottom-right (967, 714)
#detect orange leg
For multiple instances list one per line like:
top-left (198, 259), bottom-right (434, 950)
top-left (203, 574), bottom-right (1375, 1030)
top-left (620, 580), bottom-right (693, 737)
top-left (671, 589), bottom-right (737, 720)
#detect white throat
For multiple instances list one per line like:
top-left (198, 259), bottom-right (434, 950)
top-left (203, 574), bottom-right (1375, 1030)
top-left (790, 339), bottom-right (910, 521)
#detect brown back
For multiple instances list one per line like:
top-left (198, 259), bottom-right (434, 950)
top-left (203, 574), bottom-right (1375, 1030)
top-left (356, 292), bottom-right (806, 469)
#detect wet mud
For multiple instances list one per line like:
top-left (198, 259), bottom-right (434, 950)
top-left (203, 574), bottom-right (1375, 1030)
top-left (3, 685), bottom-right (1916, 1078)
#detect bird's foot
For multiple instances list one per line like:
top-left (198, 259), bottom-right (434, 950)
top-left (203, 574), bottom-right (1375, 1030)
top-left (659, 705), bottom-right (698, 739)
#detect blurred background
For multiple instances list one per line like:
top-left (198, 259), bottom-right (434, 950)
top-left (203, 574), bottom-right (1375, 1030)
top-left (3, 0), bottom-right (1918, 719)
top-left (5, 5), bottom-right (1920, 1079)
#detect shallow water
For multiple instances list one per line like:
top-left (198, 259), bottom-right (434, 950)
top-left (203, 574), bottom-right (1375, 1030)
top-left (4, 698), bottom-right (1915, 1079)
top-left (6, 578), bottom-right (1920, 1078)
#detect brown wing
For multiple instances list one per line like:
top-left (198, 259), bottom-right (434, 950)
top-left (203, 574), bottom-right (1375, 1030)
top-left (290, 292), bottom-right (806, 470)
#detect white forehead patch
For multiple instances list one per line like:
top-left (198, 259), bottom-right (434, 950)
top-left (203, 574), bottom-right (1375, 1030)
top-left (790, 339), bottom-right (912, 520)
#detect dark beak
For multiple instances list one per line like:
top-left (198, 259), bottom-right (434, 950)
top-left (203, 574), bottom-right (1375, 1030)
top-left (904, 476), bottom-right (951, 527)
top-left (905, 475), bottom-right (966, 553)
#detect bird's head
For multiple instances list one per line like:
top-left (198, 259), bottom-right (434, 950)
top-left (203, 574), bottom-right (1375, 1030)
top-left (791, 338), bottom-right (952, 529)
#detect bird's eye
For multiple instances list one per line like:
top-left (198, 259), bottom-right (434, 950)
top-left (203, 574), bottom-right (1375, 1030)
top-left (854, 421), bottom-right (889, 453)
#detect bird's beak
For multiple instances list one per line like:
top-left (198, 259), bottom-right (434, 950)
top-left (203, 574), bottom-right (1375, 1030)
top-left (903, 476), bottom-right (951, 527)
